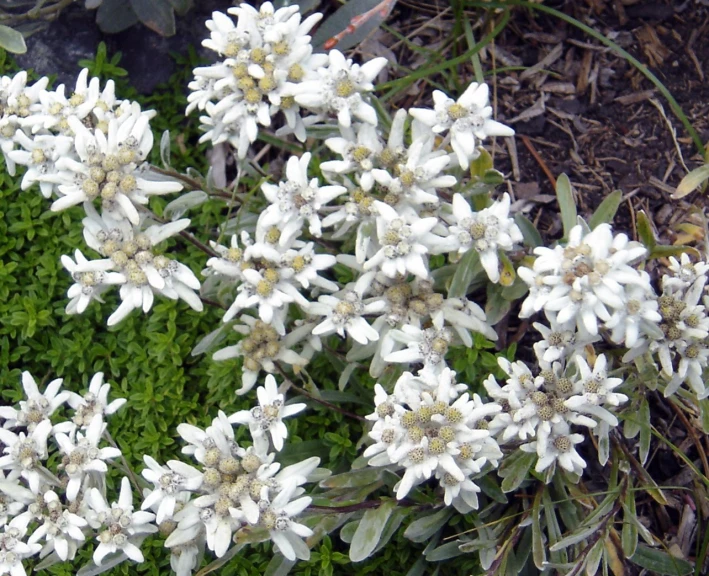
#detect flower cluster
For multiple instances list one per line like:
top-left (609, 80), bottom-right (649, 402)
top-left (148, 375), bottom-right (317, 567)
top-left (365, 368), bottom-right (502, 511)
top-left (0, 67), bottom-right (198, 325)
top-left (0, 371), bottom-right (144, 575)
top-left (484, 351), bottom-right (628, 474)
top-left (187, 2), bottom-right (387, 156)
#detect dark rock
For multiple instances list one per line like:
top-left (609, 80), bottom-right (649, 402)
top-left (15, 0), bottom-right (232, 93)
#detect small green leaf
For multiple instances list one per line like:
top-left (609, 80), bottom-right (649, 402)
top-left (0, 25), bottom-right (26, 54)
top-left (470, 147), bottom-right (494, 179)
top-left (448, 249), bottom-right (483, 298)
top-left (636, 211), bottom-right (656, 249)
top-left (349, 500), bottom-right (396, 562)
top-left (622, 481), bottom-right (639, 558)
top-left (589, 190), bottom-right (622, 229)
top-left (629, 545), bottom-right (693, 575)
top-left (648, 244), bottom-right (701, 260)
top-left (549, 521), bottom-right (603, 551)
top-left (499, 450), bottom-right (535, 493)
top-left (403, 508), bottom-right (452, 543)
top-left (532, 489), bottom-right (545, 569)
top-left (699, 398), bottom-right (709, 434)
top-left (514, 213), bottom-right (543, 247)
top-left (555, 173), bottom-right (577, 238)
top-left (425, 540), bottom-right (464, 562)
top-left (673, 164), bottom-right (709, 199)
top-left (638, 398), bottom-right (651, 465)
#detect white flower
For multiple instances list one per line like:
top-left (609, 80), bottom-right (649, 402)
top-left (0, 372), bottom-right (68, 431)
top-left (61, 249), bottom-right (125, 315)
top-left (444, 193), bottom-right (523, 283)
top-left (386, 325), bottom-right (453, 372)
top-left (7, 132), bottom-right (74, 198)
top-left (518, 223), bottom-right (648, 337)
top-left (0, 516), bottom-right (41, 576)
top-left (52, 114), bottom-right (180, 225)
top-left (141, 457), bottom-right (203, 524)
top-left (521, 421), bottom-right (586, 476)
top-left (410, 82), bottom-right (514, 168)
top-left (564, 354), bottom-right (627, 426)
top-left (27, 490), bottom-right (87, 561)
top-left (260, 152), bottom-right (346, 239)
top-left (287, 49), bottom-right (387, 128)
top-left (212, 316), bottom-right (310, 395)
top-left (0, 420), bottom-right (52, 493)
top-left (311, 273), bottom-right (386, 345)
top-left (87, 477), bottom-right (157, 565)
top-left (228, 375), bottom-right (306, 451)
top-left (605, 272), bottom-right (661, 348)
top-left (663, 253), bottom-right (709, 291)
top-left (64, 372), bottom-right (126, 428)
top-left (54, 414), bottom-right (122, 501)
top-left (363, 201), bottom-right (439, 279)
top-left (260, 480), bottom-right (313, 561)
top-left (320, 122), bottom-right (384, 188)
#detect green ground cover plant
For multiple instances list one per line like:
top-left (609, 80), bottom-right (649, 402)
top-left (0, 2), bottom-right (708, 576)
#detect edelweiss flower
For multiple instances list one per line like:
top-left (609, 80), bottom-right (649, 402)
top-left (521, 421), bottom-right (586, 476)
top-left (87, 477), bottom-right (157, 565)
top-left (64, 372), bottom-right (126, 428)
top-left (228, 374), bottom-right (306, 451)
top-left (363, 202), bottom-right (439, 279)
top-left (141, 456), bottom-right (203, 524)
top-left (0, 371), bottom-right (68, 431)
top-left (54, 414), bottom-right (122, 501)
top-left (286, 49), bottom-right (387, 128)
top-left (410, 82), bottom-right (514, 168)
top-left (444, 193), bottom-right (522, 283)
top-left (260, 152), bottom-right (346, 239)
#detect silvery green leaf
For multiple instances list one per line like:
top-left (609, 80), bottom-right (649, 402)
top-left (340, 520), bottom-right (359, 544)
top-left (191, 322), bottom-right (231, 356)
top-left (555, 173), bottom-right (576, 238)
top-left (673, 163), bottom-right (709, 199)
top-left (404, 557), bottom-right (427, 576)
top-left (403, 507), bottom-right (452, 543)
top-left (77, 553), bottom-right (129, 576)
top-left (264, 554), bottom-right (296, 576)
top-left (160, 130), bottom-right (171, 167)
top-left (584, 539), bottom-right (605, 576)
top-left (629, 545), bottom-right (693, 575)
top-left (700, 398), bottom-right (709, 434)
top-left (338, 362), bottom-right (357, 391)
top-left (425, 540), bottom-right (464, 562)
top-left (532, 489), bottom-right (545, 569)
top-left (0, 25), bottom-right (26, 54)
top-left (549, 521), bottom-right (603, 551)
top-left (373, 507), bottom-right (409, 553)
top-left (589, 189), bottom-right (622, 229)
top-left (312, 0), bottom-right (396, 52)
top-left (622, 487), bottom-right (638, 558)
top-left (163, 190), bottom-right (208, 221)
top-left (168, 0), bottom-right (192, 15)
top-left (349, 500), bottom-right (396, 561)
top-left (514, 213), bottom-right (543, 247)
top-left (320, 467), bottom-right (382, 489)
top-left (638, 398), bottom-right (651, 465)
top-left (499, 450), bottom-right (535, 493)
